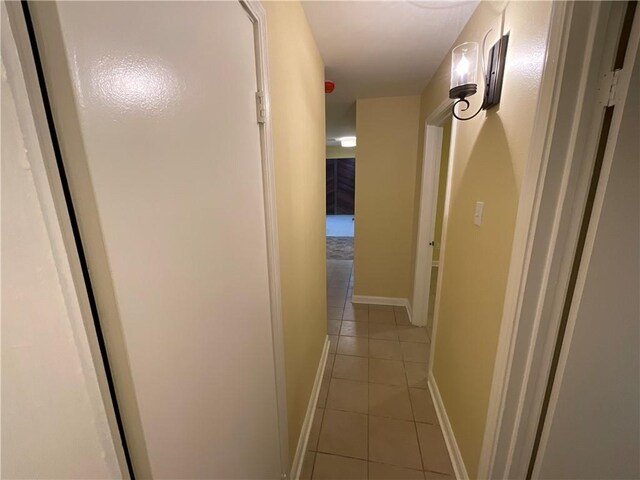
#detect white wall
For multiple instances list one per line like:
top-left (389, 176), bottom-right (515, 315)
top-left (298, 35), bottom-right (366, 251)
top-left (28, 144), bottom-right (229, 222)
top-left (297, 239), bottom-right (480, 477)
top-left (536, 46), bottom-right (639, 480)
top-left (1, 7), bottom-right (123, 478)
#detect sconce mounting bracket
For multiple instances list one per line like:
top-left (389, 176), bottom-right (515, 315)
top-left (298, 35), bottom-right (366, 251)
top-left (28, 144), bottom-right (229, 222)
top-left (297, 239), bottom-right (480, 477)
top-left (449, 83), bottom-right (477, 101)
top-left (482, 33), bottom-right (509, 110)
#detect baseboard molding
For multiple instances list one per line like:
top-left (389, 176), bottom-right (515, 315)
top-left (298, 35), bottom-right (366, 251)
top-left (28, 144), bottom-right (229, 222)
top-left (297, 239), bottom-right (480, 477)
top-left (290, 336), bottom-right (329, 480)
top-left (351, 294), bottom-right (407, 307)
top-left (406, 301), bottom-right (414, 324)
top-left (428, 371), bottom-right (469, 480)
top-left (351, 295), bottom-right (414, 324)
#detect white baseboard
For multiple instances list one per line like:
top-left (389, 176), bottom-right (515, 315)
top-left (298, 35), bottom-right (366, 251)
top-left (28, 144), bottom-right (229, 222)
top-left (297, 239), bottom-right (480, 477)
top-left (428, 371), bottom-right (469, 480)
top-left (290, 336), bottom-right (329, 480)
top-left (406, 301), bottom-right (414, 324)
top-left (351, 294), bottom-right (407, 307)
top-left (351, 295), bottom-right (414, 324)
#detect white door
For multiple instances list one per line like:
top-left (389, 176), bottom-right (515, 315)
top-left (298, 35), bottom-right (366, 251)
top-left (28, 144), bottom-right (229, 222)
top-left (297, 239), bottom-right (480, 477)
top-left (30, 2), bottom-right (283, 478)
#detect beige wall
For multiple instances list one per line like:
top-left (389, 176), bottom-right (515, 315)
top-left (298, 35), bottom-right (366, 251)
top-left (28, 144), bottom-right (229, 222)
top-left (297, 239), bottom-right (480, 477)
top-left (326, 144), bottom-right (356, 159)
top-left (264, 1), bottom-right (328, 462)
top-left (412, 2), bottom-right (553, 476)
top-left (354, 96), bottom-right (421, 299)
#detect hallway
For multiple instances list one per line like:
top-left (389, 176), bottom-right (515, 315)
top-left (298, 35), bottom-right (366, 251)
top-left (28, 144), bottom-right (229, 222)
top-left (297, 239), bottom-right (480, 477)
top-left (301, 259), bottom-right (454, 479)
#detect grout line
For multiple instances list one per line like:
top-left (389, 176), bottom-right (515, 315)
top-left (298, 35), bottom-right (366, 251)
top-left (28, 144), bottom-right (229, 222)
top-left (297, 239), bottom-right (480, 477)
top-left (366, 370), bottom-right (370, 472)
top-left (309, 451), bottom-right (316, 480)
top-left (415, 419), bottom-right (441, 427)
top-left (314, 376), bottom-right (329, 476)
top-left (312, 451), bottom-right (432, 474)
top-left (405, 356), bottom-right (427, 474)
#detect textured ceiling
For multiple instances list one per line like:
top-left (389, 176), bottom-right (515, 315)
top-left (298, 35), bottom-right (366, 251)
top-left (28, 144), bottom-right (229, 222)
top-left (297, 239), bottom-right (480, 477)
top-left (302, 0), bottom-right (478, 142)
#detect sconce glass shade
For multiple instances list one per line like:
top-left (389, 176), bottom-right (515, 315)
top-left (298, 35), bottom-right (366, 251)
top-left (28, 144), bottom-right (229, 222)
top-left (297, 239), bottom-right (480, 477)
top-left (449, 42), bottom-right (479, 100)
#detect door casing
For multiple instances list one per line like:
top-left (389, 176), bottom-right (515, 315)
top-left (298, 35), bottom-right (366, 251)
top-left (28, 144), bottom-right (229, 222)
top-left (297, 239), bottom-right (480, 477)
top-left (412, 101), bottom-right (454, 331)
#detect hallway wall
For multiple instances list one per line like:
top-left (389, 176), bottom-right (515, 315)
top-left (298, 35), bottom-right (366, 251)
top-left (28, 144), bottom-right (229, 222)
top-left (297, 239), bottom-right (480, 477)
top-left (412, 1), bottom-right (553, 476)
top-left (353, 96), bottom-right (421, 300)
top-left (264, 1), bottom-right (328, 462)
top-left (326, 144), bottom-right (357, 159)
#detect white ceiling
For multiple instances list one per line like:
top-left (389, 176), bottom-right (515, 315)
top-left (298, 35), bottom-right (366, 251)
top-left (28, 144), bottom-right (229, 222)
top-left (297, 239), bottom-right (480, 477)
top-left (302, 0), bottom-right (478, 142)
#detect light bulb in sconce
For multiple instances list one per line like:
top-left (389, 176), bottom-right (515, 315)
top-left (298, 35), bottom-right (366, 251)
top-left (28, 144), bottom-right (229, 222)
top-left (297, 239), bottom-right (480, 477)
top-left (449, 42), bottom-right (479, 100)
top-left (455, 55), bottom-right (470, 79)
top-left (340, 136), bottom-right (357, 148)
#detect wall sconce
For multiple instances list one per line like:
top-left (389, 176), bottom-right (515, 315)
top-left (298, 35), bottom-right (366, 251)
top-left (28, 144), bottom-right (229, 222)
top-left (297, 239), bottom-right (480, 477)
top-left (449, 33), bottom-right (509, 121)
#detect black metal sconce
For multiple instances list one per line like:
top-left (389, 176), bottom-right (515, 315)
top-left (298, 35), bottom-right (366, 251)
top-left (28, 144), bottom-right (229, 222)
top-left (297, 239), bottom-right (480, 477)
top-left (448, 33), bottom-right (509, 121)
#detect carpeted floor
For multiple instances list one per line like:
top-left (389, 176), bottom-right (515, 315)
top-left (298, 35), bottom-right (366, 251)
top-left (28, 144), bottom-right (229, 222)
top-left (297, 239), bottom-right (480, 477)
top-left (326, 236), bottom-right (354, 260)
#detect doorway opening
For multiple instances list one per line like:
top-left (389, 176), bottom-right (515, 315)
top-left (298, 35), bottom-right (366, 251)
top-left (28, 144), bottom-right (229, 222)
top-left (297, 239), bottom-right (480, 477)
top-left (326, 157), bottom-right (355, 260)
top-left (426, 116), bottom-right (451, 333)
top-left (412, 103), bottom-right (454, 335)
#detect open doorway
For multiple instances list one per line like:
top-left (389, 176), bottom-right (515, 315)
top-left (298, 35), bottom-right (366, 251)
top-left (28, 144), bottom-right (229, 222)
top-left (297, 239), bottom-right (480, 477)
top-left (326, 157), bottom-right (355, 260)
top-left (426, 117), bottom-right (451, 331)
top-left (412, 105), bottom-right (454, 334)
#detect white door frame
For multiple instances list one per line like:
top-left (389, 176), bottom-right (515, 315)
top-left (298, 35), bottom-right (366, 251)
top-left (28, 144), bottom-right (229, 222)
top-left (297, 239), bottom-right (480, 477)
top-left (478, 2), bottom-right (639, 478)
top-left (242, 1), bottom-right (291, 475)
top-left (7, 0), bottom-right (290, 477)
top-left (412, 100), bottom-right (454, 329)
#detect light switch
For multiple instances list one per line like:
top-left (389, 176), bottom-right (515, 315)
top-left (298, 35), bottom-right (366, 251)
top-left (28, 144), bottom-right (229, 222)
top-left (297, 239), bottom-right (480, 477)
top-left (474, 201), bottom-right (484, 226)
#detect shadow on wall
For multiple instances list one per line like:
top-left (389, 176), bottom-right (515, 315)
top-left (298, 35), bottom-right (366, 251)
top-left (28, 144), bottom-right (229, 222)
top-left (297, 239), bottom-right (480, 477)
top-left (434, 113), bottom-right (518, 475)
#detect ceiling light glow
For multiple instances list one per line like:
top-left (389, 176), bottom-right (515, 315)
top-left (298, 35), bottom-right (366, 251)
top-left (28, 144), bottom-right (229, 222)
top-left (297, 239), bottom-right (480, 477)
top-left (340, 136), bottom-right (357, 148)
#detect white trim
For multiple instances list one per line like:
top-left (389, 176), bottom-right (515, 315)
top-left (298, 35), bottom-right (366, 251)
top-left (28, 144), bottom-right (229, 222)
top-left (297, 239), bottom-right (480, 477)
top-left (412, 99), bottom-right (453, 329)
top-left (2, 4), bottom-right (128, 476)
top-left (428, 372), bottom-right (469, 480)
top-left (241, 2), bottom-right (291, 476)
top-left (3, 3), bottom-right (130, 476)
top-left (428, 107), bottom-right (458, 370)
top-left (405, 301), bottom-right (414, 325)
top-left (290, 338), bottom-right (330, 480)
top-left (351, 294), bottom-right (407, 307)
top-left (412, 124), bottom-right (443, 327)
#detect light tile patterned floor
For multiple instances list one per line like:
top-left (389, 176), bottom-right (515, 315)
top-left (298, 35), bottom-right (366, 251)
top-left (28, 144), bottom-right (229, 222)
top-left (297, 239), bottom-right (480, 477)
top-left (301, 259), bottom-right (454, 480)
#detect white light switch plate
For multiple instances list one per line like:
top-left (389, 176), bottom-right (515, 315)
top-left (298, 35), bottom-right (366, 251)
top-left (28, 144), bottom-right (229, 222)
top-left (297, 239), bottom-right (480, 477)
top-left (474, 201), bottom-right (484, 226)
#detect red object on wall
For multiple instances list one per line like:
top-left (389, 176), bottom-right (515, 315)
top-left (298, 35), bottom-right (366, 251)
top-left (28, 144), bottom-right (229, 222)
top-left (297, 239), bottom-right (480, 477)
top-left (325, 80), bottom-right (335, 93)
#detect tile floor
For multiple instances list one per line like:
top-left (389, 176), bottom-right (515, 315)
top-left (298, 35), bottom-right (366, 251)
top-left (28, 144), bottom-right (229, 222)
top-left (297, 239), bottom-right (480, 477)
top-left (301, 259), bottom-right (454, 479)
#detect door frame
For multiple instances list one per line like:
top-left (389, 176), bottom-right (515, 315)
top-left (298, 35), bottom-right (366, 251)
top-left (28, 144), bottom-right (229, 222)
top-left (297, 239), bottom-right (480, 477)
top-left (242, 1), bottom-right (290, 476)
top-left (412, 101), bottom-right (455, 330)
top-left (478, 2), bottom-right (640, 478)
top-left (6, 0), bottom-right (291, 477)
